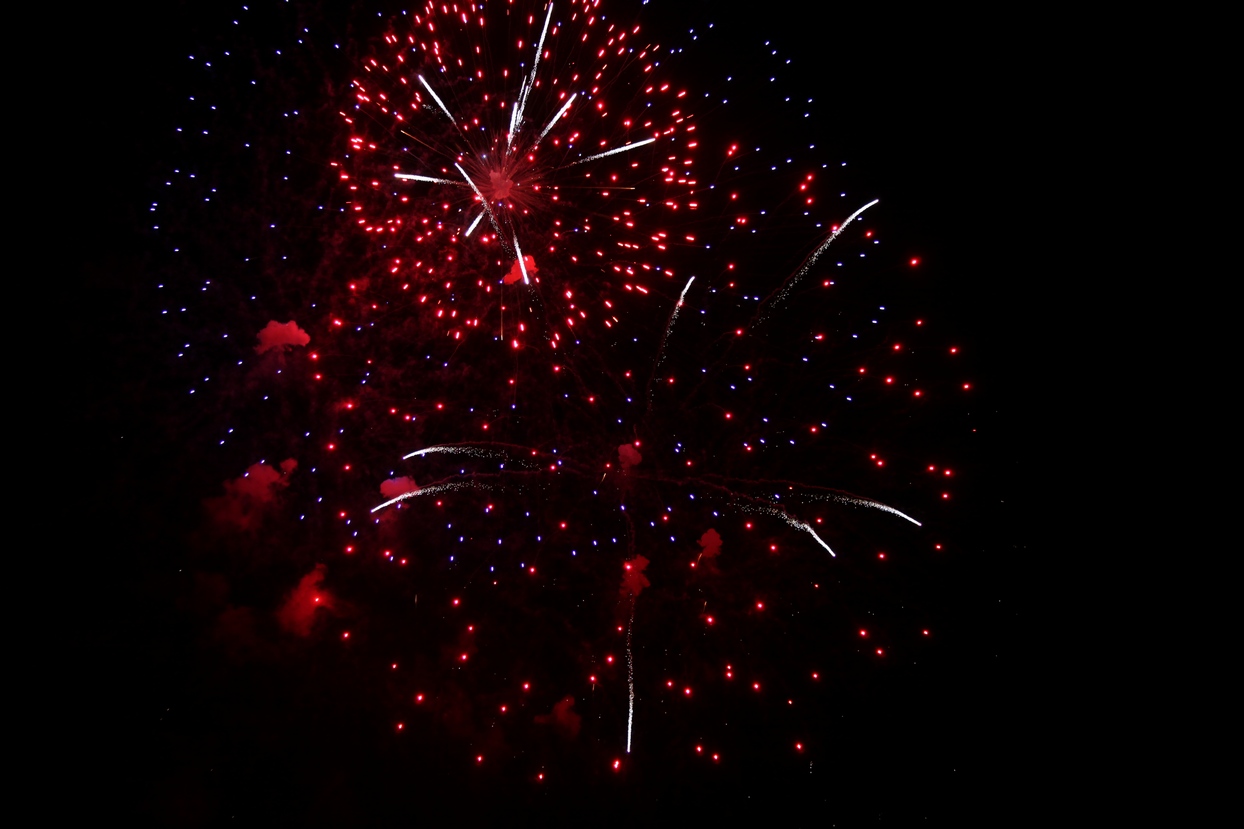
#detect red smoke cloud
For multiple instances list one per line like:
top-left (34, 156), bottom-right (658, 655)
top-left (534, 695), bottom-right (582, 739)
top-left (617, 443), bottom-right (642, 473)
top-left (698, 529), bottom-right (722, 564)
top-left (620, 555), bottom-right (650, 599)
top-left (206, 459), bottom-right (297, 530)
top-left (504, 254), bottom-right (538, 285)
top-left (255, 320), bottom-right (310, 354)
top-left (380, 476), bottom-right (419, 500)
top-left (277, 564), bottom-right (332, 636)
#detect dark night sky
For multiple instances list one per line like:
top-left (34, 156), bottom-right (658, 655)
top-left (61, 1), bottom-right (1069, 823)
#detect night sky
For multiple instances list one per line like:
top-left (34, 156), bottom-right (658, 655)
top-left (67, 1), bottom-right (1055, 823)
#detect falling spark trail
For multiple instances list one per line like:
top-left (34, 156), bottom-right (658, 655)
top-left (464, 210), bottom-right (485, 237)
top-left (761, 198), bottom-right (880, 319)
top-left (418, 74), bottom-right (458, 126)
top-left (564, 137), bottom-right (656, 168)
top-left (830, 495), bottom-right (923, 526)
top-left (787, 516), bottom-right (836, 557)
top-left (535, 92), bottom-right (577, 147)
top-left (401, 444), bottom-right (509, 460)
top-left (626, 601), bottom-right (635, 754)
top-left (512, 1), bottom-right (554, 144)
top-left (394, 173), bottom-right (460, 185)
top-left (370, 481), bottom-right (488, 513)
top-left (454, 162), bottom-right (503, 238)
top-left (648, 276), bottom-right (696, 408)
top-left (514, 235), bottom-right (530, 284)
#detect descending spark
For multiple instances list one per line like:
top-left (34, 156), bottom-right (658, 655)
top-left (401, 444), bottom-right (509, 461)
top-left (761, 198), bottom-right (880, 318)
top-left (394, 172), bottom-right (460, 185)
top-left (827, 495), bottom-right (923, 526)
top-left (563, 137), bottom-right (656, 168)
top-left (464, 210), bottom-right (485, 237)
top-left (648, 276), bottom-right (696, 407)
top-left (370, 481), bottom-right (490, 513)
top-left (454, 162), bottom-right (502, 236)
top-left (534, 92), bottom-right (576, 148)
top-left (417, 74), bottom-right (459, 126)
top-left (741, 502), bottom-right (837, 556)
top-left (626, 601), bottom-right (635, 754)
top-left (514, 234), bottom-right (530, 284)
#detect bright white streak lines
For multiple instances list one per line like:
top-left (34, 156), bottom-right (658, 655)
top-left (394, 173), bottom-right (460, 185)
top-left (464, 210), bottom-right (485, 237)
top-left (454, 162), bottom-right (502, 236)
top-left (832, 495), bottom-right (922, 526)
top-left (401, 445), bottom-right (506, 461)
top-left (370, 481), bottom-right (486, 514)
top-left (626, 602), bottom-right (635, 754)
top-left (763, 198), bottom-right (880, 317)
top-left (787, 516), bottom-right (836, 557)
top-left (513, 235), bottom-right (530, 284)
top-left (535, 92), bottom-right (576, 148)
top-left (417, 74), bottom-right (458, 126)
top-left (564, 137), bottom-right (656, 167)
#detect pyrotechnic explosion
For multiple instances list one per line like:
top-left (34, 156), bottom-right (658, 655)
top-left (153, 0), bottom-right (977, 797)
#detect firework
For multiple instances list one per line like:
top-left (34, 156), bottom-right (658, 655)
top-left (147, 0), bottom-right (978, 806)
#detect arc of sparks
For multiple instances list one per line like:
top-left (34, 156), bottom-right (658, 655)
top-left (370, 481), bottom-right (488, 514)
top-left (394, 172), bottom-right (461, 185)
top-left (510, 1), bottom-right (555, 151)
top-left (513, 234), bottom-right (531, 284)
top-left (534, 92), bottom-right (576, 149)
top-left (401, 444), bottom-right (508, 461)
top-left (454, 162), bottom-right (503, 238)
top-left (562, 137), bottom-right (656, 168)
top-left (761, 199), bottom-right (879, 318)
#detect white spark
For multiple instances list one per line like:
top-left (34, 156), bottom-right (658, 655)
top-left (830, 495), bottom-right (923, 526)
top-left (565, 137), bottom-right (656, 167)
top-left (514, 234), bottom-right (530, 284)
top-left (626, 602), bottom-right (635, 754)
top-left (401, 445), bottom-right (507, 461)
top-left (464, 210), bottom-right (485, 237)
top-left (369, 481), bottom-right (486, 514)
top-left (535, 92), bottom-right (576, 148)
top-left (394, 173), bottom-right (460, 185)
top-left (418, 74), bottom-right (458, 125)
top-left (764, 199), bottom-right (879, 315)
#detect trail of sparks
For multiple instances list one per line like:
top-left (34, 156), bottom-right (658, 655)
top-left (401, 444), bottom-right (511, 461)
top-left (825, 494), bottom-right (923, 526)
top-left (514, 235), bottom-right (531, 284)
top-left (418, 74), bottom-right (459, 127)
top-left (626, 601), bottom-right (635, 754)
top-left (369, 481), bottom-right (491, 513)
top-left (563, 137), bottom-right (656, 168)
top-left (761, 198), bottom-right (880, 318)
top-left (464, 210), bottom-right (485, 237)
top-left (394, 172), bottom-right (461, 185)
top-left (535, 92), bottom-right (577, 148)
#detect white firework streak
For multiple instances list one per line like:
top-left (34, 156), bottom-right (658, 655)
top-left (746, 503), bottom-right (837, 557)
top-left (369, 481), bottom-right (489, 514)
top-left (394, 172), bottom-right (461, 185)
top-left (417, 74), bottom-right (458, 126)
top-left (514, 234), bottom-right (531, 284)
top-left (818, 494), bottom-right (923, 527)
top-left (563, 137), bottom-right (656, 168)
top-left (765, 198), bottom-right (880, 314)
top-left (401, 445), bottom-right (509, 461)
top-left (534, 92), bottom-right (576, 148)
top-left (653, 276), bottom-right (695, 373)
top-left (516, 3), bottom-right (554, 138)
top-left (454, 162), bottom-right (503, 238)
top-left (626, 601), bottom-right (636, 754)
top-left (464, 210), bottom-right (485, 237)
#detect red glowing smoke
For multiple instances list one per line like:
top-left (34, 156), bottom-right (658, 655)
top-left (534, 695), bottom-right (581, 739)
top-left (504, 254), bottom-right (538, 285)
top-left (277, 563), bottom-right (332, 636)
top-left (620, 555), bottom-right (651, 599)
top-left (255, 320), bottom-right (311, 354)
top-left (206, 459), bottom-right (297, 530)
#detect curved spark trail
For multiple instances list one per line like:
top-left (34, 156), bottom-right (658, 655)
top-left (626, 602), bottom-right (636, 754)
top-left (369, 480), bottom-right (492, 513)
top-left (761, 198), bottom-right (880, 318)
top-left (401, 445), bottom-right (511, 461)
